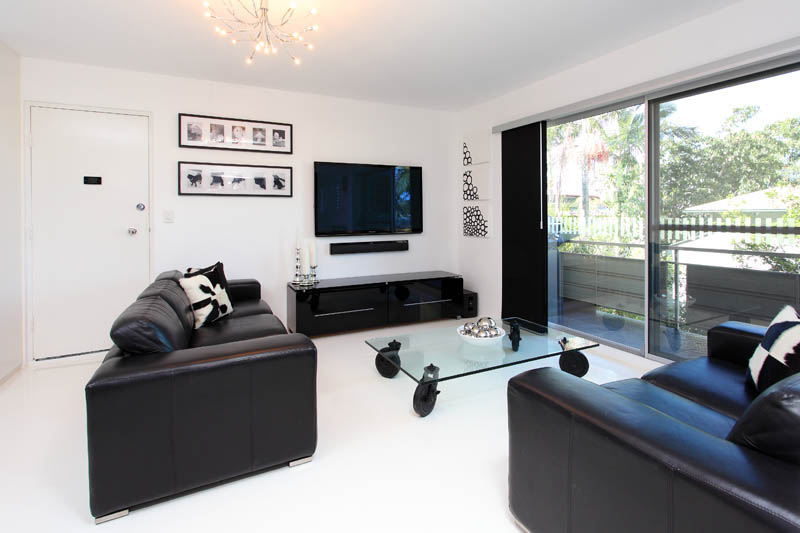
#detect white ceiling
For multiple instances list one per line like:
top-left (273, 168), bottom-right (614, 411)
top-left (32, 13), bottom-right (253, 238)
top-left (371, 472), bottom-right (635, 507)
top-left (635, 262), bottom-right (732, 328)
top-left (0, 0), bottom-right (739, 110)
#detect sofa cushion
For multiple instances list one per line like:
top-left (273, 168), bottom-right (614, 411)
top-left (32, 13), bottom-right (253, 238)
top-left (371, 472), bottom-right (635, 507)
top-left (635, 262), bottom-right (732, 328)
top-left (228, 299), bottom-right (272, 318)
top-left (728, 373), bottom-right (800, 465)
top-left (138, 279), bottom-right (194, 337)
top-left (189, 313), bottom-right (287, 348)
top-left (110, 296), bottom-right (189, 354)
top-left (748, 305), bottom-right (800, 393)
top-left (604, 378), bottom-right (736, 439)
top-left (642, 357), bottom-right (758, 418)
top-left (179, 274), bottom-right (233, 329)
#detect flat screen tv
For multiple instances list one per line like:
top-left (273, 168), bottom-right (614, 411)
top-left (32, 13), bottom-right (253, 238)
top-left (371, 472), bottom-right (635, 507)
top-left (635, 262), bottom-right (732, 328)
top-left (314, 162), bottom-right (423, 236)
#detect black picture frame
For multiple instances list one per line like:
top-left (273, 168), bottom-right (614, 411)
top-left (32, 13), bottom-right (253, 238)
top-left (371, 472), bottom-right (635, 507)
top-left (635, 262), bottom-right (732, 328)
top-left (178, 161), bottom-right (293, 198)
top-left (178, 113), bottom-right (293, 154)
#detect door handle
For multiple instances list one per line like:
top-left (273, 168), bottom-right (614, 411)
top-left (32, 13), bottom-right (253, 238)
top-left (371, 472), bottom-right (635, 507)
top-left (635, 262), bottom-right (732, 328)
top-left (136, 203), bottom-right (146, 211)
top-left (127, 228), bottom-right (138, 236)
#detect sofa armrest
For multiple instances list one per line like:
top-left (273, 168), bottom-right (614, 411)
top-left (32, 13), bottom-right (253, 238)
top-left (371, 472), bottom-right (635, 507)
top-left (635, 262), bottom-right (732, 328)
top-left (86, 333), bottom-right (316, 518)
top-left (226, 278), bottom-right (261, 304)
top-left (707, 321), bottom-right (766, 367)
top-left (508, 368), bottom-right (800, 533)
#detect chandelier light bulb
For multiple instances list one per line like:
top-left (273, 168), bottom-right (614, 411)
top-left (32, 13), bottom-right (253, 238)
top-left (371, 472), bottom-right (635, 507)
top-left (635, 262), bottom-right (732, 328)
top-left (203, 1), bottom-right (210, 7)
top-left (272, 46), bottom-right (278, 53)
top-left (246, 57), bottom-right (253, 64)
top-left (294, 57), bottom-right (301, 65)
top-left (204, 11), bottom-right (211, 17)
top-left (292, 32), bottom-right (299, 38)
top-left (306, 43), bottom-right (313, 50)
top-left (313, 25), bottom-right (319, 31)
top-left (231, 38), bottom-right (237, 45)
top-left (290, 2), bottom-right (297, 9)
top-left (311, 7), bottom-right (317, 15)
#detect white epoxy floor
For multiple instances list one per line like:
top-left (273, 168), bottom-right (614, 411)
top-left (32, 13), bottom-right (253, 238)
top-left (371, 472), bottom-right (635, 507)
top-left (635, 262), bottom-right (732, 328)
top-left (0, 319), bottom-right (659, 532)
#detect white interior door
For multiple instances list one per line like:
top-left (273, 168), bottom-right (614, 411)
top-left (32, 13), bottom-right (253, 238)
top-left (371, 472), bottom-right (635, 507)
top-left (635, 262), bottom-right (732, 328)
top-left (30, 106), bottom-right (150, 360)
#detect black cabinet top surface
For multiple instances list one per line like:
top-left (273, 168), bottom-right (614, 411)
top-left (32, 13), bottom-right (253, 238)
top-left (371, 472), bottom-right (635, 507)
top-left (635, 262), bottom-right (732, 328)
top-left (288, 271), bottom-right (460, 291)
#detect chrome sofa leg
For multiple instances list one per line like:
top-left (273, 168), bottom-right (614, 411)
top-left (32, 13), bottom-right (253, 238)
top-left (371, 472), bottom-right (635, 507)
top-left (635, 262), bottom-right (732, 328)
top-left (95, 509), bottom-right (129, 525)
top-left (288, 456), bottom-right (313, 467)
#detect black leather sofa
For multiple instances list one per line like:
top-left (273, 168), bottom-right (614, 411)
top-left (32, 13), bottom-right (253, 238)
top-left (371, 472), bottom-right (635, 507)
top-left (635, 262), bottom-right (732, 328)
top-left (508, 322), bottom-right (800, 533)
top-left (85, 271), bottom-right (317, 523)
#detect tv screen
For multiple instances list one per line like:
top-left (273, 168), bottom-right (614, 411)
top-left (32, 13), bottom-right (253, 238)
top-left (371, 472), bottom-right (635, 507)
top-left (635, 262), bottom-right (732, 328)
top-left (314, 162), bottom-right (423, 236)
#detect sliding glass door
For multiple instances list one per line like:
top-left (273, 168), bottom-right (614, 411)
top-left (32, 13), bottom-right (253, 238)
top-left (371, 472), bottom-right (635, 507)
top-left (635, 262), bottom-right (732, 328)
top-left (547, 105), bottom-right (646, 351)
top-left (546, 64), bottom-right (800, 360)
top-left (649, 68), bottom-right (800, 360)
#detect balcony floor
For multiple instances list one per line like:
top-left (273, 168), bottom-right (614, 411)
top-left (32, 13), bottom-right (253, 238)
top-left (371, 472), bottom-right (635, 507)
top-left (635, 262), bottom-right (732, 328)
top-left (552, 298), bottom-right (707, 361)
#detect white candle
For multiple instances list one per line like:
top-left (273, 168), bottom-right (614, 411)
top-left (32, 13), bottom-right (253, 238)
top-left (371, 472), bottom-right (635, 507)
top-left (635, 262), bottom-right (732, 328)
top-left (307, 238), bottom-right (316, 266)
top-left (300, 246), bottom-right (310, 275)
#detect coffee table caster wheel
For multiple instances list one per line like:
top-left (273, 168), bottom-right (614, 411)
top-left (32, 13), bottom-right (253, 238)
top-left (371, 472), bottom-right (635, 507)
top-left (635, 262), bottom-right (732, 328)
top-left (375, 352), bottom-right (400, 378)
top-left (375, 341), bottom-right (401, 378)
top-left (413, 381), bottom-right (439, 417)
top-left (559, 350), bottom-right (589, 377)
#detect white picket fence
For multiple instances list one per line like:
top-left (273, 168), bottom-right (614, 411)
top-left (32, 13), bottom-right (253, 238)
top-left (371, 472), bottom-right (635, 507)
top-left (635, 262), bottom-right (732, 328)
top-left (547, 215), bottom-right (642, 242)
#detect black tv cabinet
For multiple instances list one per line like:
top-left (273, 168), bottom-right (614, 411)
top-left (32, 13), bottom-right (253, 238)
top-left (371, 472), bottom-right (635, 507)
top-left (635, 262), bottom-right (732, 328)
top-left (287, 271), bottom-right (465, 336)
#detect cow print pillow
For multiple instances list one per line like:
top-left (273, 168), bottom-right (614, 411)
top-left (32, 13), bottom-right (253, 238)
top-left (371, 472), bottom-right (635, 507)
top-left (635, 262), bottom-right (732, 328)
top-left (748, 305), bottom-right (800, 392)
top-left (185, 262), bottom-right (229, 291)
top-left (179, 272), bottom-right (233, 329)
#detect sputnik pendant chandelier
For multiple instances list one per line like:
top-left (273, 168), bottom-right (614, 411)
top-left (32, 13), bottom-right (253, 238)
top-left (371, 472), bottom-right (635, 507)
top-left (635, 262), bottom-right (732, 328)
top-left (202, 0), bottom-right (319, 66)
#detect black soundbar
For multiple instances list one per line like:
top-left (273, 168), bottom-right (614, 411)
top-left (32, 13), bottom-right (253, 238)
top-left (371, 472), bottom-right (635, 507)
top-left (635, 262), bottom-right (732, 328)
top-left (330, 240), bottom-right (409, 255)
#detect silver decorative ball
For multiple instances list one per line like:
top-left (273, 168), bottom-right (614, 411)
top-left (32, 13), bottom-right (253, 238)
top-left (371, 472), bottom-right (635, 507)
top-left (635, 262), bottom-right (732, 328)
top-left (470, 325), bottom-right (482, 336)
top-left (488, 327), bottom-right (502, 337)
top-left (476, 328), bottom-right (491, 338)
top-left (477, 317), bottom-right (496, 328)
top-left (463, 322), bottom-right (475, 332)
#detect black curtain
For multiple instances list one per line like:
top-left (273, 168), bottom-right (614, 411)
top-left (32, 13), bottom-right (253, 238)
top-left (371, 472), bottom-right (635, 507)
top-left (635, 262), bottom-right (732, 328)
top-left (501, 122), bottom-right (547, 325)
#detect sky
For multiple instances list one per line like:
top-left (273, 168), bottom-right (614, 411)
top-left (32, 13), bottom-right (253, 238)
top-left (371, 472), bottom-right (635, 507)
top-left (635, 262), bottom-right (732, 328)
top-left (668, 68), bottom-right (800, 134)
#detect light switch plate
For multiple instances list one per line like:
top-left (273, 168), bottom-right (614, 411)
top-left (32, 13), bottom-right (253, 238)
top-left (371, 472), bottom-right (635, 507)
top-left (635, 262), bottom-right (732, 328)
top-left (163, 210), bottom-right (175, 224)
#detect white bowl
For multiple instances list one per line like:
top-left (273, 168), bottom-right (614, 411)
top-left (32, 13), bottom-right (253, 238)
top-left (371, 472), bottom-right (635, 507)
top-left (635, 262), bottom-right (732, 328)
top-left (456, 326), bottom-right (506, 346)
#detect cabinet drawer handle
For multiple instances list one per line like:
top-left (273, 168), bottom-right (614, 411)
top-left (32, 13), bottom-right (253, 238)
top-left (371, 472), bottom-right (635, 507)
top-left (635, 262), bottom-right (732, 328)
top-left (314, 307), bottom-right (375, 318)
top-left (402, 299), bottom-right (452, 307)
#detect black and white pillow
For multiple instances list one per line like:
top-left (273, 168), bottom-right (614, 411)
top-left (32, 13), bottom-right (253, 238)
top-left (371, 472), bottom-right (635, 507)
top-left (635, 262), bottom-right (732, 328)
top-left (186, 262), bottom-right (229, 290)
top-left (179, 269), bottom-right (233, 329)
top-left (748, 305), bottom-right (800, 392)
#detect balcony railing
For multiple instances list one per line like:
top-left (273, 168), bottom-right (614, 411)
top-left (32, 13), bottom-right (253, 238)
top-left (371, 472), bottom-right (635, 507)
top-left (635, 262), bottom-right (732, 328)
top-left (548, 215), bottom-right (800, 359)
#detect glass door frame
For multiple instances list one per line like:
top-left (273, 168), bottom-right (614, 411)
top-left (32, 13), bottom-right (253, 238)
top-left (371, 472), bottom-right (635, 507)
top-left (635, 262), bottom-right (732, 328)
top-left (644, 61), bottom-right (800, 362)
top-left (543, 57), bottom-right (800, 362)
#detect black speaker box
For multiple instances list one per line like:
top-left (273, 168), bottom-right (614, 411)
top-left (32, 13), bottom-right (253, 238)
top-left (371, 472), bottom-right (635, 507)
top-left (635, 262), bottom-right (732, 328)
top-left (330, 240), bottom-right (409, 255)
top-left (461, 289), bottom-right (478, 318)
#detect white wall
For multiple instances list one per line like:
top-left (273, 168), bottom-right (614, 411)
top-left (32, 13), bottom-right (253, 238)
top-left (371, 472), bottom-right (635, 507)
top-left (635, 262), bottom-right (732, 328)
top-left (0, 41), bottom-right (22, 380)
top-left (456, 0), bottom-right (800, 318)
top-left (20, 58), bottom-right (458, 336)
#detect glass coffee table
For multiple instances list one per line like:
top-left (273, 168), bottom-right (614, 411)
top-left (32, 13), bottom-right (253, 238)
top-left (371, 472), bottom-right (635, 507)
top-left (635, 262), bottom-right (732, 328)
top-left (365, 318), bottom-right (598, 416)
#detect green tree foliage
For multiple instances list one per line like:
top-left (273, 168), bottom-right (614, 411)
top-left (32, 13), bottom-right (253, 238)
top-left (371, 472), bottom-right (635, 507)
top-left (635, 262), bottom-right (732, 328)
top-left (659, 105), bottom-right (800, 218)
top-left (603, 105), bottom-right (645, 220)
top-left (658, 105), bottom-right (800, 273)
top-left (550, 101), bottom-right (800, 270)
